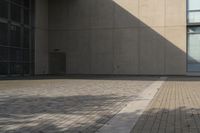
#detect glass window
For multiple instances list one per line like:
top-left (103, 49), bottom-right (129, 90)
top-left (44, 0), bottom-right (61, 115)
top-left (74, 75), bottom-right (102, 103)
top-left (188, 11), bottom-right (200, 23)
top-left (11, 4), bottom-right (21, 23)
top-left (188, 34), bottom-right (200, 63)
top-left (0, 22), bottom-right (7, 44)
top-left (23, 63), bottom-right (30, 74)
top-left (0, 0), bottom-right (33, 76)
top-left (23, 49), bottom-right (29, 62)
top-left (188, 27), bottom-right (200, 33)
top-left (23, 28), bottom-right (29, 48)
top-left (24, 9), bottom-right (29, 25)
top-left (10, 63), bottom-right (23, 74)
top-left (10, 48), bottom-right (22, 61)
top-left (188, 0), bottom-right (200, 11)
top-left (10, 25), bottom-right (21, 47)
top-left (0, 0), bottom-right (8, 19)
top-left (188, 32), bottom-right (200, 72)
top-left (0, 62), bottom-right (8, 75)
top-left (11, 0), bottom-right (23, 5)
top-left (0, 46), bottom-right (8, 61)
top-left (24, 0), bottom-right (29, 8)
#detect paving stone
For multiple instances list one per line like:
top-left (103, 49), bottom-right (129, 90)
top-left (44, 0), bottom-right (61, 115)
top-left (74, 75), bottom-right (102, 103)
top-left (131, 77), bottom-right (200, 133)
top-left (0, 77), bottom-right (156, 133)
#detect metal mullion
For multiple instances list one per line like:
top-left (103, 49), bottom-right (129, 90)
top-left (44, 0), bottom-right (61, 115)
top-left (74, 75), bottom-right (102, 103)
top-left (188, 10), bottom-right (200, 12)
top-left (29, 0), bottom-right (32, 75)
top-left (7, 0), bottom-right (11, 76)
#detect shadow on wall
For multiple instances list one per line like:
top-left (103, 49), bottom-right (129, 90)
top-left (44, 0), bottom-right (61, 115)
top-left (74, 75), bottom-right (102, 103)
top-left (48, 0), bottom-right (188, 75)
top-left (0, 94), bottom-right (199, 133)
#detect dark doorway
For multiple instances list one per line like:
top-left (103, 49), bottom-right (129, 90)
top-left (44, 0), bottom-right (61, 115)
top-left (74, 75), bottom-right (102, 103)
top-left (49, 52), bottom-right (66, 75)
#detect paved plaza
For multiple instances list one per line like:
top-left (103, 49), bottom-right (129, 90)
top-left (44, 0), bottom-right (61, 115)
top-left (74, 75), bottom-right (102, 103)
top-left (0, 76), bottom-right (156, 133)
top-left (131, 77), bottom-right (200, 133)
top-left (1, 76), bottom-right (200, 133)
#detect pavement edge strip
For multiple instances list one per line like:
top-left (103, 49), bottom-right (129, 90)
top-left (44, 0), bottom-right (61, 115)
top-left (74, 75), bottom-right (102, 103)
top-left (96, 77), bottom-right (168, 133)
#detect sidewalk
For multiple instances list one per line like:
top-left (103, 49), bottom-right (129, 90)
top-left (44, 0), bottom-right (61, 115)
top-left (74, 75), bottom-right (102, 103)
top-left (131, 77), bottom-right (200, 133)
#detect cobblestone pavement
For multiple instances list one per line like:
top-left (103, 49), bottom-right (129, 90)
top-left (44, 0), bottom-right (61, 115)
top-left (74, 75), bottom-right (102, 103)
top-left (131, 77), bottom-right (200, 133)
top-left (0, 76), bottom-right (156, 133)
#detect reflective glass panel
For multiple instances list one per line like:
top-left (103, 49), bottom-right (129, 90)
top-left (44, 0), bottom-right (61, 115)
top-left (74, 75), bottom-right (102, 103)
top-left (11, 4), bottom-right (21, 23)
top-left (10, 63), bottom-right (23, 74)
top-left (188, 27), bottom-right (200, 33)
top-left (0, 46), bottom-right (8, 61)
top-left (188, 11), bottom-right (200, 23)
top-left (0, 22), bottom-right (7, 44)
top-left (10, 25), bottom-right (21, 47)
top-left (0, 62), bottom-right (8, 75)
top-left (188, 33), bottom-right (200, 71)
top-left (188, 0), bottom-right (200, 10)
top-left (24, 9), bottom-right (29, 25)
top-left (0, 0), bottom-right (8, 19)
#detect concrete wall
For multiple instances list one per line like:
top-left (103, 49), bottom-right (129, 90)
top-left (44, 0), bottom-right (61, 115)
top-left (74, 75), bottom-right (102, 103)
top-left (48, 0), bottom-right (186, 75)
top-left (34, 0), bottom-right (49, 74)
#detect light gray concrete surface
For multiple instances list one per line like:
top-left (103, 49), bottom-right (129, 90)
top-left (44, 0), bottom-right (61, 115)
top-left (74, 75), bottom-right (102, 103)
top-left (97, 77), bottom-right (167, 133)
top-left (48, 0), bottom-right (186, 75)
top-left (0, 77), bottom-right (157, 133)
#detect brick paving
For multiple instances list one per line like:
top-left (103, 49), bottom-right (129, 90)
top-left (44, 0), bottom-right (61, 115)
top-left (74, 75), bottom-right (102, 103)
top-left (131, 77), bottom-right (200, 133)
top-left (0, 76), bottom-right (156, 133)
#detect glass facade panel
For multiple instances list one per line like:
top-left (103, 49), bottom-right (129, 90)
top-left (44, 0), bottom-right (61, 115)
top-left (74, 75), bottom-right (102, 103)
top-left (23, 63), bottom-right (30, 74)
top-left (23, 49), bottom-right (29, 62)
top-left (188, 0), bottom-right (200, 24)
top-left (188, 11), bottom-right (200, 23)
top-left (11, 4), bottom-right (21, 23)
top-left (188, 0), bottom-right (200, 72)
top-left (10, 48), bottom-right (22, 61)
top-left (23, 28), bottom-right (29, 48)
top-left (0, 22), bottom-right (7, 44)
top-left (0, 62), bottom-right (8, 75)
top-left (188, 33), bottom-right (200, 71)
top-left (11, 0), bottom-right (23, 5)
top-left (10, 25), bottom-right (21, 47)
top-left (0, 0), bottom-right (33, 76)
top-left (188, 0), bottom-right (200, 10)
top-left (188, 27), bottom-right (200, 33)
top-left (0, 0), bottom-right (8, 19)
top-left (24, 0), bottom-right (29, 8)
top-left (10, 63), bottom-right (23, 74)
top-left (0, 46), bottom-right (8, 61)
top-left (24, 9), bottom-right (29, 25)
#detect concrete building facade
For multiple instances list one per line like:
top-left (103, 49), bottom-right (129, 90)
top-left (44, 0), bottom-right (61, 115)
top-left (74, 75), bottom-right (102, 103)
top-left (1, 0), bottom-right (200, 76)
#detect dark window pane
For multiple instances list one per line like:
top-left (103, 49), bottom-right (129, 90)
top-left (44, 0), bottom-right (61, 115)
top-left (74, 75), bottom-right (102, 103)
top-left (24, 9), bottom-right (30, 25)
top-left (11, 4), bottom-right (21, 23)
top-left (23, 28), bottom-right (29, 48)
top-left (31, 50), bottom-right (34, 62)
top-left (11, 0), bottom-right (23, 5)
top-left (10, 48), bottom-right (22, 61)
top-left (23, 63), bottom-right (30, 74)
top-left (188, 27), bottom-right (200, 33)
top-left (10, 25), bottom-right (21, 47)
top-left (23, 49), bottom-right (29, 62)
top-left (0, 46), bottom-right (8, 61)
top-left (10, 63), bottom-right (23, 74)
top-left (24, 0), bottom-right (29, 8)
top-left (0, 0), bottom-right (8, 19)
top-left (0, 62), bottom-right (8, 75)
top-left (0, 22), bottom-right (7, 44)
